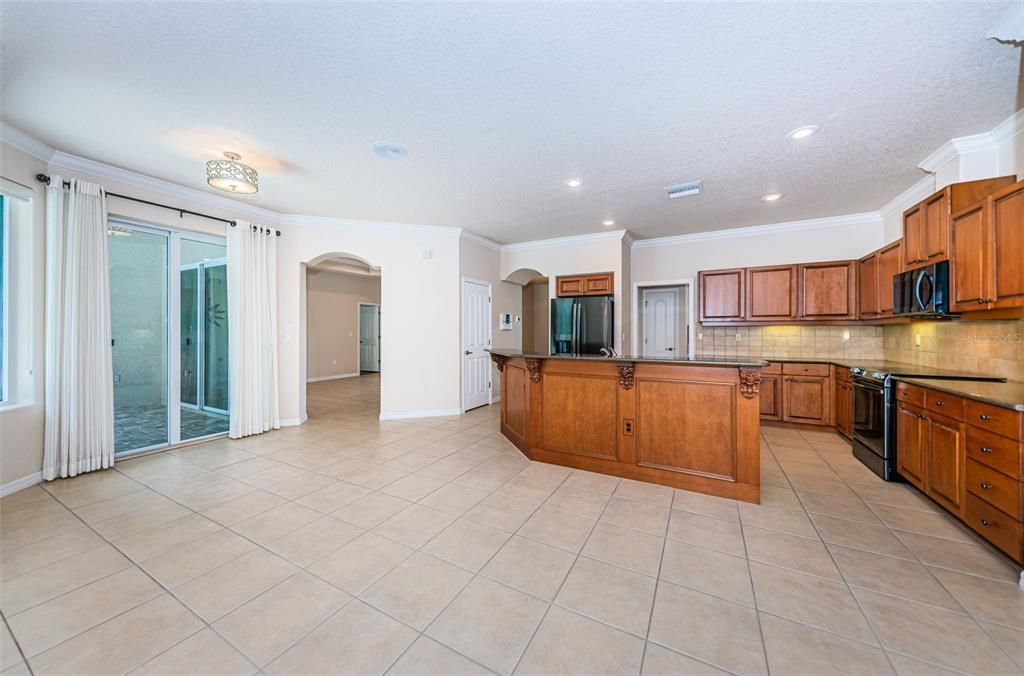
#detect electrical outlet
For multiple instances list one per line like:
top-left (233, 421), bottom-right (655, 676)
top-left (842, 330), bottom-right (850, 343)
top-left (914, 334), bottom-right (922, 347)
top-left (735, 333), bottom-right (741, 342)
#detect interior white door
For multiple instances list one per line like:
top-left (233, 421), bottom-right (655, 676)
top-left (462, 280), bottom-right (490, 411)
top-left (642, 289), bottom-right (678, 358)
top-left (359, 304), bottom-right (380, 372)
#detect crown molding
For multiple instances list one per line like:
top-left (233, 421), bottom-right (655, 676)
top-left (991, 108), bottom-right (1024, 145)
top-left (0, 122), bottom-right (56, 163)
top-left (878, 174), bottom-right (936, 221)
top-left (279, 212), bottom-right (462, 237)
top-left (501, 229), bottom-right (628, 252)
top-left (630, 212), bottom-right (881, 249)
top-left (459, 230), bottom-right (503, 252)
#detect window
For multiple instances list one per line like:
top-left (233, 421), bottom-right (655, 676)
top-left (0, 193), bottom-right (7, 402)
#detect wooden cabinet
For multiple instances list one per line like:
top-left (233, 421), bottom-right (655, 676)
top-left (896, 402), bottom-right (926, 490)
top-left (782, 375), bottom-right (830, 426)
top-left (857, 254), bottom-right (878, 318)
top-left (556, 273), bottom-right (613, 297)
top-left (904, 176), bottom-right (1015, 270)
top-left (876, 240), bottom-right (902, 316)
top-left (746, 265), bottom-right (797, 320)
top-left (834, 378), bottom-right (853, 438)
top-left (798, 261), bottom-right (856, 320)
top-left (698, 269), bottom-right (745, 321)
top-left (952, 180), bottom-right (1024, 312)
top-left (925, 411), bottom-right (966, 517)
top-left (759, 374), bottom-right (781, 421)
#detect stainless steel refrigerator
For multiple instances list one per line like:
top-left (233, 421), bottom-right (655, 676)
top-left (550, 296), bottom-right (614, 356)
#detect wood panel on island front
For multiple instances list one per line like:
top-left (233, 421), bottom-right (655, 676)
top-left (489, 351), bottom-right (763, 503)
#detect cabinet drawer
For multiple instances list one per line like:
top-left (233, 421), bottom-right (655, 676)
top-left (895, 382), bottom-right (925, 407)
top-left (782, 363), bottom-right (829, 377)
top-left (965, 400), bottom-right (1023, 440)
top-left (963, 493), bottom-right (1023, 562)
top-left (966, 459), bottom-right (1022, 519)
top-left (966, 426), bottom-right (1023, 479)
top-left (761, 362), bottom-right (782, 375)
top-left (925, 390), bottom-right (965, 420)
top-left (834, 366), bottom-right (852, 384)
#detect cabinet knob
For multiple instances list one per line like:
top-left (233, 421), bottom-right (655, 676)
top-left (980, 519), bottom-right (994, 527)
top-left (980, 447), bottom-right (993, 453)
top-left (977, 299), bottom-right (986, 304)
top-left (979, 414), bottom-right (993, 421)
top-left (935, 400), bottom-right (945, 406)
top-left (980, 482), bottom-right (993, 490)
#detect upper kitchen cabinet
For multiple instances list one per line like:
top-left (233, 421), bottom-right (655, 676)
top-left (858, 239), bottom-right (903, 319)
top-left (798, 261), bottom-right (857, 320)
top-left (858, 253), bottom-right (878, 319)
top-left (746, 265), bottom-right (797, 321)
top-left (698, 268), bottom-right (745, 321)
top-left (904, 176), bottom-right (1015, 270)
top-left (556, 273), bottom-right (614, 297)
top-left (951, 179), bottom-right (1024, 312)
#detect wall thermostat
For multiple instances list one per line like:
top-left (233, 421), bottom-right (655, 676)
top-left (499, 313), bottom-right (513, 330)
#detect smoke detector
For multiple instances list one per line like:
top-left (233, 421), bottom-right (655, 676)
top-left (665, 180), bottom-right (702, 199)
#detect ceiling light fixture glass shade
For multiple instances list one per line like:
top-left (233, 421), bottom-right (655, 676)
top-left (206, 152), bottom-right (258, 194)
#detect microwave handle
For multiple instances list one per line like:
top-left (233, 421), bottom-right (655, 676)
top-left (914, 269), bottom-right (929, 309)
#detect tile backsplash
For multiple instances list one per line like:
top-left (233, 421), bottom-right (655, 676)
top-left (695, 325), bottom-right (884, 360)
top-left (694, 320), bottom-right (1024, 381)
top-left (883, 319), bottom-right (1024, 381)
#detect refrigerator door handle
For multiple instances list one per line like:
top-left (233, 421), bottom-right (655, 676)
top-left (578, 300), bottom-right (587, 354)
top-left (572, 301), bottom-right (579, 355)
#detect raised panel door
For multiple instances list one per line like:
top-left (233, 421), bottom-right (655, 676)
top-left (904, 205), bottom-right (924, 267)
top-left (991, 181), bottom-right (1024, 309)
top-left (799, 262), bottom-right (856, 319)
top-left (836, 381), bottom-right (853, 438)
top-left (746, 265), bottom-right (797, 320)
top-left (896, 402), bottom-right (925, 489)
top-left (759, 374), bottom-right (781, 421)
top-left (858, 254), bottom-right (878, 318)
top-left (877, 240), bottom-right (902, 315)
top-left (583, 273), bottom-right (613, 296)
top-left (556, 276), bottom-right (585, 297)
top-left (926, 412), bottom-right (966, 517)
top-left (540, 372), bottom-right (619, 460)
top-left (923, 192), bottom-right (950, 263)
top-left (950, 202), bottom-right (990, 311)
top-left (699, 269), bottom-right (745, 321)
top-left (783, 376), bottom-right (829, 425)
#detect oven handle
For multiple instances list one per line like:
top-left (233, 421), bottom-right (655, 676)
top-left (852, 378), bottom-right (884, 392)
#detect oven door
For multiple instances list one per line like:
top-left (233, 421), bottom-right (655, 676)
top-left (852, 377), bottom-right (888, 479)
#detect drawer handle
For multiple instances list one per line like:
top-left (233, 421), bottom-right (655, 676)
top-left (980, 482), bottom-right (993, 490)
top-left (980, 447), bottom-right (993, 454)
top-left (979, 414), bottom-right (993, 421)
top-left (934, 400), bottom-right (945, 406)
top-left (980, 519), bottom-right (994, 527)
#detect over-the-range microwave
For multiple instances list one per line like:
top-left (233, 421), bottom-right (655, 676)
top-left (892, 260), bottom-right (955, 317)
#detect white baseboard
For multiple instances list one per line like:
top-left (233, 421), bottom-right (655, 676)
top-left (379, 407), bottom-right (462, 421)
top-left (306, 372), bottom-right (360, 383)
top-left (279, 415), bottom-right (308, 427)
top-left (1, 471), bottom-right (42, 497)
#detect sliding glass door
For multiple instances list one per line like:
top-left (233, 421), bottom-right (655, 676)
top-left (108, 220), bottom-right (229, 455)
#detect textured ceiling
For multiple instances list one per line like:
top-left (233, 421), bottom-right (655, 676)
top-left (1, 1), bottom-right (1019, 243)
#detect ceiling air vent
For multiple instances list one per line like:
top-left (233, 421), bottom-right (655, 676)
top-left (665, 180), bottom-right (702, 199)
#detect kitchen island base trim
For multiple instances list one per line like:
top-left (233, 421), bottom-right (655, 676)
top-left (490, 352), bottom-right (763, 504)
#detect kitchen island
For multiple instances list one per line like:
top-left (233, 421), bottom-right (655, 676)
top-left (488, 350), bottom-right (767, 503)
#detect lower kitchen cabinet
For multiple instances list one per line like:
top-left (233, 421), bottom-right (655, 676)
top-left (759, 374), bottom-right (781, 421)
top-left (834, 378), bottom-right (853, 439)
top-left (924, 410), bottom-right (966, 517)
top-left (896, 402), bottom-right (926, 490)
top-left (782, 375), bottom-right (830, 426)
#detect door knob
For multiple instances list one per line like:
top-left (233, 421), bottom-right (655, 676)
top-left (465, 350), bottom-right (472, 355)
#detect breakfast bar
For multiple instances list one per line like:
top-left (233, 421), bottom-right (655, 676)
top-left (488, 350), bottom-right (766, 503)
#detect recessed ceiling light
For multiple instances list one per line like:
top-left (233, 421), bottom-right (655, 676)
top-left (372, 142), bottom-right (407, 160)
top-left (602, 220), bottom-right (615, 227)
top-left (786, 125), bottom-right (819, 140)
top-left (565, 178), bottom-right (582, 188)
top-left (761, 193), bottom-right (784, 202)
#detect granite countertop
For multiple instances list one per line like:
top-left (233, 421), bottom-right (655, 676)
top-left (894, 377), bottom-right (1024, 412)
top-left (486, 349), bottom-right (768, 368)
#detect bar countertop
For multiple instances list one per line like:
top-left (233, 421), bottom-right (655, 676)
top-left (486, 349), bottom-right (768, 368)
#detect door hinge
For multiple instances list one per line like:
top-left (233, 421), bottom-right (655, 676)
top-left (488, 381), bottom-right (491, 388)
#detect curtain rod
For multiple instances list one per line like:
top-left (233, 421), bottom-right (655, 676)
top-left (35, 173), bottom-right (282, 236)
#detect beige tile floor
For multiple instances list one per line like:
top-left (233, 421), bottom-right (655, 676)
top-left (2, 374), bottom-right (1024, 675)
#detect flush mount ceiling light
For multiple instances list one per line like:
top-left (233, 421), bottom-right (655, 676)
top-left (372, 142), bottom-right (408, 160)
top-left (786, 125), bottom-right (819, 140)
top-left (602, 219), bottom-right (616, 227)
top-left (206, 152), bottom-right (258, 194)
top-left (761, 192), bottom-right (784, 202)
top-left (565, 178), bottom-right (583, 188)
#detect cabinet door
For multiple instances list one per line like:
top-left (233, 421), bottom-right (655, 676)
top-left (583, 273), bottom-right (613, 296)
top-left (746, 265), bottom-right (797, 320)
top-left (904, 205), bottom-right (924, 267)
top-left (798, 261), bottom-right (856, 319)
top-left (876, 240), bottom-right (902, 315)
top-left (926, 412), bottom-right (966, 517)
top-left (699, 269), bottom-right (745, 321)
top-left (991, 181), bottom-right (1024, 309)
top-left (759, 374), bottom-right (781, 421)
top-left (783, 376), bottom-right (829, 425)
top-left (858, 254), bottom-right (878, 318)
top-left (951, 202), bottom-right (991, 311)
top-left (896, 402), bottom-right (925, 489)
top-left (922, 191), bottom-right (950, 264)
top-left (556, 276), bottom-right (585, 297)
top-left (834, 381), bottom-right (853, 438)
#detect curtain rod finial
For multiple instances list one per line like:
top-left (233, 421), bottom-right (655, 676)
top-left (35, 173), bottom-right (51, 185)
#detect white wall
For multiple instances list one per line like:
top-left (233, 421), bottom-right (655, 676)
top-left (306, 269), bottom-right (381, 380)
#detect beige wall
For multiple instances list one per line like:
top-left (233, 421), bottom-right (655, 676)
top-left (884, 319), bottom-right (1024, 381)
top-left (522, 280), bottom-right (549, 353)
top-left (0, 142), bottom-right (47, 488)
top-left (305, 269), bottom-right (380, 380)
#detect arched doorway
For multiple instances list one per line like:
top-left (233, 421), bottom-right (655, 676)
top-left (302, 252), bottom-right (382, 421)
top-left (504, 268), bottom-right (548, 354)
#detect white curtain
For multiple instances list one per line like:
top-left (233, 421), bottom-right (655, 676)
top-left (43, 176), bottom-right (115, 480)
top-left (227, 220), bottom-right (280, 438)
